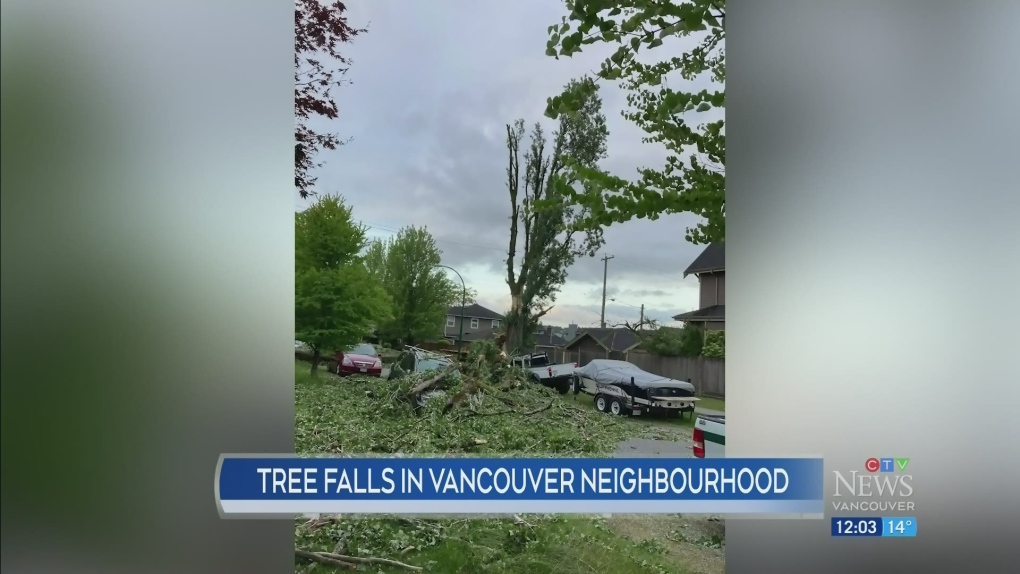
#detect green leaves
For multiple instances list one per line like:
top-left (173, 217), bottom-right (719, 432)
top-left (295, 195), bottom-right (392, 362)
top-left (368, 226), bottom-right (461, 347)
top-left (294, 195), bottom-right (366, 270)
top-left (543, 0), bottom-right (726, 245)
top-left (702, 330), bottom-right (725, 359)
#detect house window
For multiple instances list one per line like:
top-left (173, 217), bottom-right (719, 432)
top-left (492, 320), bottom-right (500, 329)
top-left (446, 316), bottom-right (455, 328)
top-left (470, 318), bottom-right (479, 330)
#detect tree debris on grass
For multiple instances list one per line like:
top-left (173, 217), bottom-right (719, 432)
top-left (297, 340), bottom-right (643, 457)
top-left (294, 340), bottom-right (691, 573)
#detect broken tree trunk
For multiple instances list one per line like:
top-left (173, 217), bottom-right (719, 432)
top-left (406, 365), bottom-right (456, 400)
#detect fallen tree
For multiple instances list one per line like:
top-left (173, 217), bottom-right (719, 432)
top-left (297, 339), bottom-right (645, 456)
top-left (397, 341), bottom-right (532, 416)
top-left (293, 339), bottom-right (690, 572)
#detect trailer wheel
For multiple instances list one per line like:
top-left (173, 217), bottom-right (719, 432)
top-left (595, 395), bottom-right (608, 412)
top-left (609, 398), bottom-right (625, 416)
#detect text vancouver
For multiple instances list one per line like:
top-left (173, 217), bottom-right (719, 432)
top-left (256, 466), bottom-right (791, 496)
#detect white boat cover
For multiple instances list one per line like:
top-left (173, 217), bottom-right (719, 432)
top-left (575, 359), bottom-right (695, 392)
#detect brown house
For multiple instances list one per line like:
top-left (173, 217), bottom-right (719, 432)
top-left (561, 327), bottom-right (642, 366)
top-left (673, 243), bottom-right (725, 331)
top-left (533, 326), bottom-right (568, 354)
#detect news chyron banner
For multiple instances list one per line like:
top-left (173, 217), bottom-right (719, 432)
top-left (215, 456), bottom-right (824, 516)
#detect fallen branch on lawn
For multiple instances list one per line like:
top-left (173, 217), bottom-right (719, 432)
top-left (513, 514), bottom-right (535, 528)
top-left (455, 400), bottom-right (555, 420)
top-left (406, 365), bottom-right (457, 398)
top-left (298, 515), bottom-right (342, 532)
top-left (295, 548), bottom-right (423, 572)
top-left (294, 549), bottom-right (355, 570)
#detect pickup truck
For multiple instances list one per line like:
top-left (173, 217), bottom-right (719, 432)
top-left (692, 414), bottom-right (725, 458)
top-left (510, 352), bottom-right (576, 394)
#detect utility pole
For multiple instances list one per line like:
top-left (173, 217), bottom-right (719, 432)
top-left (600, 254), bottom-right (614, 328)
top-left (639, 304), bottom-right (644, 329)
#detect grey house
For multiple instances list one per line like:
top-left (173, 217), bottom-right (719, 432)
top-left (444, 303), bottom-right (504, 343)
top-left (673, 242), bottom-right (725, 331)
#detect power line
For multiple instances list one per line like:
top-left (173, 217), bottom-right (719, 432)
top-left (608, 297), bottom-right (641, 309)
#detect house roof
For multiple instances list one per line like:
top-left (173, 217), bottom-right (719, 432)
top-left (534, 331), bottom-right (568, 347)
top-left (446, 303), bottom-right (503, 320)
top-left (673, 304), bottom-right (726, 322)
top-left (564, 328), bottom-right (641, 352)
top-left (683, 243), bottom-right (725, 277)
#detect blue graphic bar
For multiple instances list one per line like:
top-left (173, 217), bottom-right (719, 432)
top-left (831, 517), bottom-right (881, 536)
top-left (215, 455), bottom-right (825, 516)
top-left (831, 517), bottom-right (917, 537)
top-left (881, 517), bottom-right (917, 537)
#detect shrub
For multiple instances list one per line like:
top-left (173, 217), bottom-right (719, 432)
top-left (702, 330), bottom-right (725, 359)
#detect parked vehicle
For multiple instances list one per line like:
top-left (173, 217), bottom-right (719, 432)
top-left (335, 343), bottom-right (383, 377)
top-left (389, 346), bottom-right (455, 379)
top-left (389, 346), bottom-right (459, 407)
top-left (572, 359), bottom-right (698, 417)
top-left (693, 414), bottom-right (725, 458)
top-left (509, 352), bottom-right (577, 394)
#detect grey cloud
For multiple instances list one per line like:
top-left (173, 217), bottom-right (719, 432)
top-left (299, 0), bottom-right (718, 314)
top-left (620, 288), bottom-right (672, 299)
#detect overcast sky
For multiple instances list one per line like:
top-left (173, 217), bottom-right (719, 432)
top-left (296, 0), bottom-right (719, 328)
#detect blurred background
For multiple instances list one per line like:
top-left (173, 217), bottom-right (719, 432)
top-left (2, 1), bottom-right (295, 572)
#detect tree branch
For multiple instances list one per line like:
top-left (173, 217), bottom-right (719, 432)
top-left (506, 122), bottom-right (522, 288)
top-left (608, 316), bottom-right (659, 336)
top-left (456, 400), bottom-right (555, 420)
top-left (406, 365), bottom-right (456, 399)
top-left (532, 305), bottom-right (555, 322)
top-left (294, 549), bottom-right (356, 570)
top-left (295, 549), bottom-right (423, 572)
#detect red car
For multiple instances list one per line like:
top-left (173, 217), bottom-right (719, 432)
top-left (335, 343), bottom-right (383, 377)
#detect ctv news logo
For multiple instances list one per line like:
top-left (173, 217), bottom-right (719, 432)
top-left (831, 457), bottom-right (914, 513)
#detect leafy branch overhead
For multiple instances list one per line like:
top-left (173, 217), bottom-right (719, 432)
top-left (295, 0), bottom-right (366, 198)
top-left (545, 0), bottom-right (725, 245)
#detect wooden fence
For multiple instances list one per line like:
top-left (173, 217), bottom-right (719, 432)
top-left (530, 347), bottom-right (725, 398)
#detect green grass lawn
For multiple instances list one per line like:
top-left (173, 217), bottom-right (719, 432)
top-left (293, 362), bottom-right (707, 574)
top-left (696, 396), bottom-right (725, 413)
top-left (296, 514), bottom-right (695, 574)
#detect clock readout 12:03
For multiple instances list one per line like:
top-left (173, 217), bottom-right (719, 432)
top-left (831, 517), bottom-right (917, 537)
